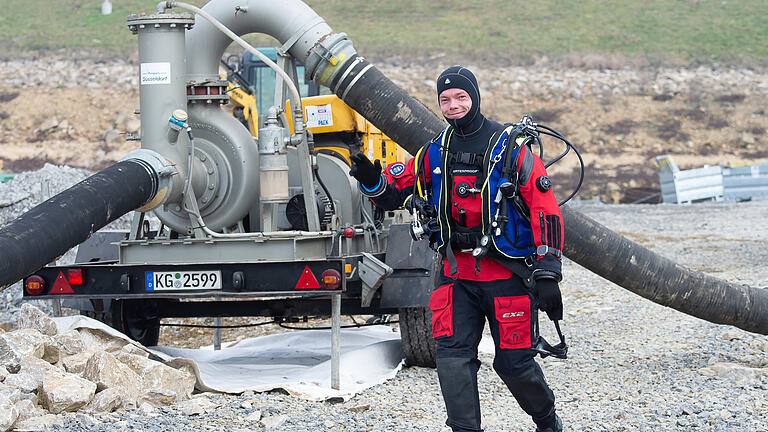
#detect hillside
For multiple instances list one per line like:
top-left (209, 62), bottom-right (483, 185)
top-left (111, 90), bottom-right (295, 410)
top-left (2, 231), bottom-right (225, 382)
top-left (1, 0), bottom-right (767, 65)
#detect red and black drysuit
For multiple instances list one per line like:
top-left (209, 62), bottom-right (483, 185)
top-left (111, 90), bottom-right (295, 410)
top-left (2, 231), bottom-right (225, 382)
top-left (352, 66), bottom-right (564, 432)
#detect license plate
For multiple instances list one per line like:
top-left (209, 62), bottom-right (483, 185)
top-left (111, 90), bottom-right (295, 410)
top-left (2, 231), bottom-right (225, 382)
top-left (146, 271), bottom-right (222, 291)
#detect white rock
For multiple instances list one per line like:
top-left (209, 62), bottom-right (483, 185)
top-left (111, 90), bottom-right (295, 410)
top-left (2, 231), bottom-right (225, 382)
top-left (74, 412), bottom-right (99, 428)
top-left (0, 338), bottom-right (20, 374)
top-left (119, 342), bottom-right (149, 358)
top-left (17, 304), bottom-right (57, 336)
top-left (38, 117), bottom-right (59, 133)
top-left (245, 409), bottom-right (262, 421)
top-left (179, 396), bottom-right (216, 416)
top-left (124, 117), bottom-right (141, 133)
top-left (5, 356), bottom-right (60, 393)
top-left (138, 389), bottom-right (177, 407)
top-left (699, 362), bottom-right (767, 385)
top-left (0, 367), bottom-right (6, 382)
top-left (3, 370), bottom-right (38, 394)
top-left (77, 328), bottom-right (127, 352)
top-left (116, 353), bottom-right (195, 402)
top-left (85, 387), bottom-right (123, 413)
top-left (12, 414), bottom-right (65, 431)
top-left (83, 351), bottom-right (141, 402)
top-left (0, 398), bottom-right (18, 432)
top-left (103, 128), bottom-right (123, 144)
top-left (54, 330), bottom-right (87, 356)
top-left (0, 383), bottom-right (22, 404)
top-left (61, 351), bottom-right (96, 375)
top-left (261, 414), bottom-right (287, 429)
top-left (1, 329), bottom-right (48, 359)
top-left (139, 401), bottom-right (156, 415)
top-left (13, 399), bottom-right (43, 422)
top-left (39, 371), bottom-right (96, 413)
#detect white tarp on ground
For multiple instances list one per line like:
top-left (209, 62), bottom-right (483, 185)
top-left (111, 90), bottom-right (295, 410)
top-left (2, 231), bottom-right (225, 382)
top-left (53, 316), bottom-right (405, 401)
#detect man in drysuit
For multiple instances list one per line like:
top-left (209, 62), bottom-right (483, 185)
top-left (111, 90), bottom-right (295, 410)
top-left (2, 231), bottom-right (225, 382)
top-left (350, 66), bottom-right (564, 432)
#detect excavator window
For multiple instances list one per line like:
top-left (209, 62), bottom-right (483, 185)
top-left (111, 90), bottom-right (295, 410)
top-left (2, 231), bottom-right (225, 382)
top-left (239, 47), bottom-right (332, 118)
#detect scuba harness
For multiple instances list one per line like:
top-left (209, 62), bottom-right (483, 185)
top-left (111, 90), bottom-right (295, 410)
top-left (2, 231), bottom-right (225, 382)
top-left (407, 115), bottom-right (584, 360)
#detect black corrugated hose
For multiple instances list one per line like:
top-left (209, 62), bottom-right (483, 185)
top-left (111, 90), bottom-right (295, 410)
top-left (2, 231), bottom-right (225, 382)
top-left (0, 160), bottom-right (157, 290)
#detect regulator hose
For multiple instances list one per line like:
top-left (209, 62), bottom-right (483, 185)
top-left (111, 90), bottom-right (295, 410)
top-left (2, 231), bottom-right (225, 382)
top-left (0, 160), bottom-right (158, 290)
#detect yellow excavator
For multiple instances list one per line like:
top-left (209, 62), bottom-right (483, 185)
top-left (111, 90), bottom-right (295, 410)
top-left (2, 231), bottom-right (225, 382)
top-left (220, 48), bottom-right (409, 167)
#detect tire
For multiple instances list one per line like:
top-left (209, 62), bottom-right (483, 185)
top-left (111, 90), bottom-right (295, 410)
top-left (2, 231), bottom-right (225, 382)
top-left (110, 299), bottom-right (160, 347)
top-left (398, 307), bottom-right (437, 368)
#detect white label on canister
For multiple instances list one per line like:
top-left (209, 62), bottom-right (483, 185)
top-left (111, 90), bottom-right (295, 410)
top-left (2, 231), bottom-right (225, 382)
top-left (305, 104), bottom-right (333, 128)
top-left (140, 62), bottom-right (171, 85)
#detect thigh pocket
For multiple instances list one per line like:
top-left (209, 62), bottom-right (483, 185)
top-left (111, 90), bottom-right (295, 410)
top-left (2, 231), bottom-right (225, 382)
top-left (429, 283), bottom-right (454, 338)
top-left (494, 295), bottom-right (532, 349)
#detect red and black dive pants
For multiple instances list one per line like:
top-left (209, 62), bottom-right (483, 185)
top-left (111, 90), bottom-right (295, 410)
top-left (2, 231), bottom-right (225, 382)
top-left (430, 274), bottom-right (557, 432)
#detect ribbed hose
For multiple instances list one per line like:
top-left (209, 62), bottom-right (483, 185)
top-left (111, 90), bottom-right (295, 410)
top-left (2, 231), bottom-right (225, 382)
top-left (330, 57), bottom-right (444, 155)
top-left (562, 206), bottom-right (768, 334)
top-left (330, 57), bottom-right (768, 335)
top-left (0, 160), bottom-right (158, 290)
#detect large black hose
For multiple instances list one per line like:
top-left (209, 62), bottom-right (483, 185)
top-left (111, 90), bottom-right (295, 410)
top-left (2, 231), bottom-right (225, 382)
top-left (562, 206), bottom-right (768, 334)
top-left (0, 160), bottom-right (158, 290)
top-left (330, 57), bottom-right (768, 335)
top-left (330, 57), bottom-right (444, 154)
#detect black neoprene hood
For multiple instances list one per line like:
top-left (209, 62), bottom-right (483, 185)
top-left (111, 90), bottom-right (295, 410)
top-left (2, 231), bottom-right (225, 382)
top-left (436, 66), bottom-right (483, 134)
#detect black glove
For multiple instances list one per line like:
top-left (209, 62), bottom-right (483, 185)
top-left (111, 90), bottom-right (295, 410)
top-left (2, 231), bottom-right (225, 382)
top-left (349, 152), bottom-right (383, 189)
top-left (404, 195), bottom-right (436, 218)
top-left (535, 279), bottom-right (563, 321)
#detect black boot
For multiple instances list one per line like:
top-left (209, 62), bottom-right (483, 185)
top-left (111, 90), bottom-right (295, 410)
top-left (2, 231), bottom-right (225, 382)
top-left (496, 364), bottom-right (558, 431)
top-left (436, 357), bottom-right (483, 432)
top-left (535, 414), bottom-right (562, 432)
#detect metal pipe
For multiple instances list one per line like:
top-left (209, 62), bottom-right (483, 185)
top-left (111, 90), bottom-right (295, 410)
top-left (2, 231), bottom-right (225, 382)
top-left (168, 1), bottom-right (304, 125)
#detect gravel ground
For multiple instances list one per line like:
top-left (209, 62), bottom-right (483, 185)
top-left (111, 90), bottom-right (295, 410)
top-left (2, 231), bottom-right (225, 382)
top-left (2, 167), bottom-right (767, 431)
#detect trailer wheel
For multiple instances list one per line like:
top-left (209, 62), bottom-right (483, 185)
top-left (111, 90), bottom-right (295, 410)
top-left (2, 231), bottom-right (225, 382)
top-left (111, 299), bottom-right (160, 347)
top-left (398, 307), bottom-right (436, 368)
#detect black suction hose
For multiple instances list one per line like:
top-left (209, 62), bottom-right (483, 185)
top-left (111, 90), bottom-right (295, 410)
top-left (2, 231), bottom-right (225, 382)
top-left (329, 56), bottom-right (768, 335)
top-left (330, 57), bottom-right (444, 155)
top-left (562, 206), bottom-right (768, 333)
top-left (0, 160), bottom-right (158, 290)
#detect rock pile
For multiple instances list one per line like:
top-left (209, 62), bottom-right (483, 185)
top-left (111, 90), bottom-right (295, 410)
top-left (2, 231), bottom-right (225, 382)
top-left (0, 304), bottom-right (196, 432)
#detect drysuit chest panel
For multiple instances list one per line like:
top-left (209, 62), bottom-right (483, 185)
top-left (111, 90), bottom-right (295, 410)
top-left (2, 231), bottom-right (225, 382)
top-left (449, 162), bottom-right (483, 228)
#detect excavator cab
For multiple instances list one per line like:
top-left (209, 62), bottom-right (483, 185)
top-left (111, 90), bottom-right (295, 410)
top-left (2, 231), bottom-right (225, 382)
top-left (221, 47), bottom-right (408, 167)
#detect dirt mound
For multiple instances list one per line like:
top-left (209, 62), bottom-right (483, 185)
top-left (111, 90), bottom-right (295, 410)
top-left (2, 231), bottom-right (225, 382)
top-left (1, 57), bottom-right (766, 203)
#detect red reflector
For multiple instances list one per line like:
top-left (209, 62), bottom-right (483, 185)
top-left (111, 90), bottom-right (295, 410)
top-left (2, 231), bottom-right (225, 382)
top-left (294, 265), bottom-right (321, 290)
top-left (25, 275), bottom-right (45, 296)
top-left (320, 269), bottom-right (342, 290)
top-left (343, 227), bottom-right (355, 238)
top-left (68, 269), bottom-right (83, 285)
top-left (50, 271), bottom-right (75, 294)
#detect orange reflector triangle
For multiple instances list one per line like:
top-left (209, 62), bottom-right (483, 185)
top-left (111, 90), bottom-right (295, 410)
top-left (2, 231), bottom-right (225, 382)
top-left (294, 265), bottom-right (320, 290)
top-left (50, 271), bottom-right (74, 294)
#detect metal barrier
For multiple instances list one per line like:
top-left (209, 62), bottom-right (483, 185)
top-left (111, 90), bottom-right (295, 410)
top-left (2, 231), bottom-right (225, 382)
top-left (722, 163), bottom-right (768, 201)
top-left (656, 155), bottom-right (723, 204)
top-left (657, 155), bottom-right (768, 203)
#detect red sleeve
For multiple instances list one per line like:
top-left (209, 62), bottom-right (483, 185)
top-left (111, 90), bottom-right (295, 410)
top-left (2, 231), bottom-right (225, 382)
top-left (517, 145), bottom-right (564, 261)
top-left (383, 148), bottom-right (431, 192)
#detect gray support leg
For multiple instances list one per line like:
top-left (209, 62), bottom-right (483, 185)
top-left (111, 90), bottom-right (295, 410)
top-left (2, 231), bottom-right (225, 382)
top-left (331, 293), bottom-right (341, 389)
top-left (214, 317), bottom-right (222, 350)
